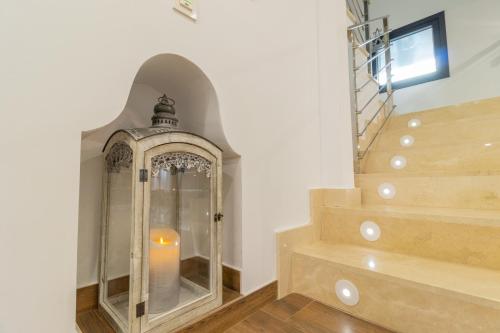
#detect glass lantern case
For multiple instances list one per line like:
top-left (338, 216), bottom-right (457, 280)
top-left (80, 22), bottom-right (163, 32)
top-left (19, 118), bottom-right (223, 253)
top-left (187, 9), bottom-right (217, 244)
top-left (99, 95), bottom-right (223, 333)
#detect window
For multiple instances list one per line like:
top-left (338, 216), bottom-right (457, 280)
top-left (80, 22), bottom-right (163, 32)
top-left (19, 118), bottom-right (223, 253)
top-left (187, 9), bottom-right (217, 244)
top-left (375, 11), bottom-right (450, 90)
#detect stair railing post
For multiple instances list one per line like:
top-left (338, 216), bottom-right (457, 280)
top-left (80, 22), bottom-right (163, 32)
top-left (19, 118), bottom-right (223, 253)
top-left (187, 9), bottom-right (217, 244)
top-left (363, 0), bottom-right (371, 76)
top-left (348, 29), bottom-right (361, 173)
top-left (382, 17), bottom-right (393, 111)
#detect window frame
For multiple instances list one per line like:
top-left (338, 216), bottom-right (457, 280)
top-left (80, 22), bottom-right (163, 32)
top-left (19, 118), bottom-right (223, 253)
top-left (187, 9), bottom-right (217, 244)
top-left (375, 11), bottom-right (450, 90)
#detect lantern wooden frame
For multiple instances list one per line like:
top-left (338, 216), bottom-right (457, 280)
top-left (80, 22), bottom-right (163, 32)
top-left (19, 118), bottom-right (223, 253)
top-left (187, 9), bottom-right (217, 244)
top-left (99, 130), bottom-right (223, 333)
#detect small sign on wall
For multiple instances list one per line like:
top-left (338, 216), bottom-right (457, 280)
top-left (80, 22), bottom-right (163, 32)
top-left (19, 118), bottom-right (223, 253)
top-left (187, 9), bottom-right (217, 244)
top-left (174, 0), bottom-right (197, 21)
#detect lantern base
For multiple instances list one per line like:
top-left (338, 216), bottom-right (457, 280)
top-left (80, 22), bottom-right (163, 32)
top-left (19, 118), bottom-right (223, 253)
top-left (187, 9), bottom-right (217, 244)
top-left (149, 277), bottom-right (210, 319)
top-left (105, 277), bottom-right (209, 322)
top-left (107, 292), bottom-right (130, 321)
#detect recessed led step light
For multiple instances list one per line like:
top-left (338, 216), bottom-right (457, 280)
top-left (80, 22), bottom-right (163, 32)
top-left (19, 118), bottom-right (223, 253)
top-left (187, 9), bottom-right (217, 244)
top-left (390, 155), bottom-right (407, 170)
top-left (400, 135), bottom-right (415, 147)
top-left (378, 183), bottom-right (396, 199)
top-left (363, 255), bottom-right (377, 270)
top-left (335, 280), bottom-right (360, 306)
top-left (408, 119), bottom-right (422, 128)
top-left (360, 221), bottom-right (381, 241)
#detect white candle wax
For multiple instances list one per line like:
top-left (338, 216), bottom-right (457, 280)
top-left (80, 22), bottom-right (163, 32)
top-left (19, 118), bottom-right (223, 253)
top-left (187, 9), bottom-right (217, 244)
top-left (149, 228), bottom-right (181, 314)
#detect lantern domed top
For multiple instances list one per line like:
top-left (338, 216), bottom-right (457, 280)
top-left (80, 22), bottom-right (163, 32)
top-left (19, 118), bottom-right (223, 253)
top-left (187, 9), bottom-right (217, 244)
top-left (152, 94), bottom-right (179, 128)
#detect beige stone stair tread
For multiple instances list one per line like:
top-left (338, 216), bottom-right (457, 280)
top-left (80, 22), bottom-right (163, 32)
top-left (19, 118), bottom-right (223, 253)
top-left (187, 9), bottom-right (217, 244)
top-left (355, 172), bottom-right (500, 183)
top-left (356, 172), bottom-right (500, 181)
top-left (381, 114), bottom-right (500, 141)
top-left (373, 111), bottom-right (500, 152)
top-left (367, 138), bottom-right (500, 153)
top-left (361, 140), bottom-right (500, 175)
top-left (356, 172), bottom-right (500, 179)
top-left (387, 110), bottom-right (500, 132)
top-left (360, 170), bottom-right (500, 176)
top-left (355, 171), bottom-right (496, 178)
top-left (387, 96), bottom-right (500, 128)
top-left (331, 205), bottom-right (500, 227)
top-left (295, 242), bottom-right (500, 308)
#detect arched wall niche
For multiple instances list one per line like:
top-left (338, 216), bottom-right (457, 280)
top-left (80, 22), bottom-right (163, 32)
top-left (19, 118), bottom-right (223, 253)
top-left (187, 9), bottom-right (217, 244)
top-left (77, 53), bottom-right (242, 288)
top-left (81, 53), bottom-right (238, 158)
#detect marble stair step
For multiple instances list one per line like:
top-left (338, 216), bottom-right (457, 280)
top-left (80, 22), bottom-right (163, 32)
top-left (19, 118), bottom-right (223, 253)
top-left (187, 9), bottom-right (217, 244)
top-left (361, 140), bottom-right (500, 174)
top-left (386, 96), bottom-right (500, 131)
top-left (372, 115), bottom-right (500, 151)
top-left (355, 173), bottom-right (500, 210)
top-left (291, 242), bottom-right (500, 333)
top-left (320, 205), bottom-right (500, 270)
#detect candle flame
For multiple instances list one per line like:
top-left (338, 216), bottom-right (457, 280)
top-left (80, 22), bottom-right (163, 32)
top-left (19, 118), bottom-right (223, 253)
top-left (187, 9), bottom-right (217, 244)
top-left (159, 237), bottom-right (171, 245)
top-left (151, 229), bottom-right (180, 246)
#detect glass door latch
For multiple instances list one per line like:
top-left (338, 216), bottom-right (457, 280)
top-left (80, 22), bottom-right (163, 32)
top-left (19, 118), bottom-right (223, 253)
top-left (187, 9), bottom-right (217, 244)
top-left (214, 213), bottom-right (223, 223)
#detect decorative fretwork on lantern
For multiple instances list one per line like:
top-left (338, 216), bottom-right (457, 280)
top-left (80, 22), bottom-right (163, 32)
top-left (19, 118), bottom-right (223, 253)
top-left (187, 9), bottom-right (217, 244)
top-left (99, 94), bottom-right (223, 333)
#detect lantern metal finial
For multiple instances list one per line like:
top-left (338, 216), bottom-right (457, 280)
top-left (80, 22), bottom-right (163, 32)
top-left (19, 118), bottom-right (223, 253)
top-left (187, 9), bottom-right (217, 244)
top-left (152, 94), bottom-right (179, 128)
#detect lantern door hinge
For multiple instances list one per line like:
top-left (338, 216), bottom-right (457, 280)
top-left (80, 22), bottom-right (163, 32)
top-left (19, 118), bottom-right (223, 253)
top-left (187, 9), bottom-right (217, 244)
top-left (214, 213), bottom-right (224, 223)
top-left (136, 301), bottom-right (145, 318)
top-left (139, 169), bottom-right (148, 183)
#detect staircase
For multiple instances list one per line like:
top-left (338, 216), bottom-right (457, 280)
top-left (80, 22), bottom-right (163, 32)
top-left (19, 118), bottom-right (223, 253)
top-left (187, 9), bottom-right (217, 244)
top-left (278, 96), bottom-right (500, 332)
top-left (277, 6), bottom-right (500, 332)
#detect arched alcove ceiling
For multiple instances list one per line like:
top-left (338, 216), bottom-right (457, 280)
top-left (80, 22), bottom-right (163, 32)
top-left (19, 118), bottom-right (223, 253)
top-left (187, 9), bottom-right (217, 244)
top-left (82, 53), bottom-right (238, 162)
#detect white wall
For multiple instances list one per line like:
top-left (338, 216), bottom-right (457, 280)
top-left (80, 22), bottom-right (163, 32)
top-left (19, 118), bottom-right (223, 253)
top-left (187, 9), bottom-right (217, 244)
top-left (370, 0), bottom-right (500, 114)
top-left (221, 158), bottom-right (242, 270)
top-left (0, 0), bottom-right (353, 332)
top-left (318, 0), bottom-right (356, 188)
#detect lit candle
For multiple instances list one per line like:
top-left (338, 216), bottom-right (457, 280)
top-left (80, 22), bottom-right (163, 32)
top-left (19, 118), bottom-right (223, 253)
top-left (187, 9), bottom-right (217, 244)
top-left (149, 228), bottom-right (180, 314)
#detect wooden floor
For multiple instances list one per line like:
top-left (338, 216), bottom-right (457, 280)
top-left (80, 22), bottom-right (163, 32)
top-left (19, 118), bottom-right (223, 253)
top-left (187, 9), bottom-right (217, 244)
top-left (77, 309), bottom-right (115, 333)
top-left (225, 293), bottom-right (393, 333)
top-left (78, 292), bottom-right (393, 333)
top-left (77, 287), bottom-right (241, 333)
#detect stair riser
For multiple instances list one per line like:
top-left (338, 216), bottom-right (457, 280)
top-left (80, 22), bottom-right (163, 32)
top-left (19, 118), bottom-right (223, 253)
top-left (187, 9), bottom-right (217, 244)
top-left (362, 143), bottom-right (500, 174)
top-left (321, 208), bottom-right (500, 270)
top-left (356, 175), bottom-right (500, 209)
top-left (387, 97), bottom-right (500, 130)
top-left (374, 117), bottom-right (500, 150)
top-left (291, 253), bottom-right (500, 333)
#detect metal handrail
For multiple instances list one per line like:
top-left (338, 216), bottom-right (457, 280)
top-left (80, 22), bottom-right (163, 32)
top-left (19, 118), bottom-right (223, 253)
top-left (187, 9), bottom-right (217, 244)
top-left (351, 27), bottom-right (365, 47)
top-left (347, 1), bottom-right (366, 47)
top-left (355, 76), bottom-right (377, 92)
top-left (355, 59), bottom-right (394, 93)
top-left (357, 83), bottom-right (386, 114)
top-left (348, 14), bottom-right (394, 170)
top-left (349, 1), bottom-right (361, 21)
top-left (354, 46), bottom-right (390, 72)
top-left (374, 59), bottom-right (393, 76)
top-left (348, 15), bottom-right (389, 30)
top-left (354, 29), bottom-right (392, 49)
top-left (358, 91), bottom-right (394, 136)
top-left (347, 0), bottom-right (365, 24)
top-left (352, 0), bottom-right (364, 23)
top-left (358, 104), bottom-right (396, 159)
top-left (357, 81), bottom-right (387, 114)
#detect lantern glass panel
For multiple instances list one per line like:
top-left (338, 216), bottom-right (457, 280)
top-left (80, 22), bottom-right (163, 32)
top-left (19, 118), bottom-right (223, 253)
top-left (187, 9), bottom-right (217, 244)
top-left (104, 164), bottom-right (133, 325)
top-left (99, 129), bottom-right (223, 333)
top-left (147, 154), bottom-right (213, 321)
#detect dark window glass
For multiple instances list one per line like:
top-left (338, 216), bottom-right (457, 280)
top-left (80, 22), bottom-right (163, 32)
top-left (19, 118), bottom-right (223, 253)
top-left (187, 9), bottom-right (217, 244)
top-left (374, 11), bottom-right (450, 90)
